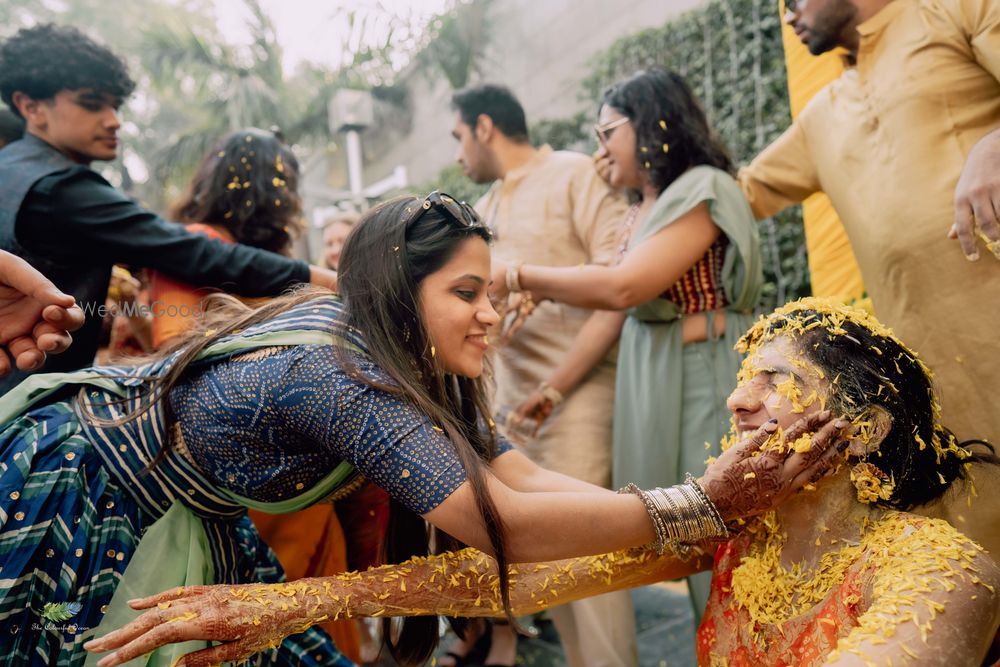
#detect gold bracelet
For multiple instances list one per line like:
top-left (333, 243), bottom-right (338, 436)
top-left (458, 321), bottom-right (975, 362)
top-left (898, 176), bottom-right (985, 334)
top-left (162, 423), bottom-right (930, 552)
top-left (505, 261), bottom-right (524, 293)
top-left (538, 381), bottom-right (564, 406)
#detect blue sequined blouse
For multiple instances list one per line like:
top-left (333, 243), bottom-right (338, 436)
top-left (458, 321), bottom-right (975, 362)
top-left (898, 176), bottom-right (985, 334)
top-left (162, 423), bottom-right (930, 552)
top-left (169, 303), bottom-right (511, 516)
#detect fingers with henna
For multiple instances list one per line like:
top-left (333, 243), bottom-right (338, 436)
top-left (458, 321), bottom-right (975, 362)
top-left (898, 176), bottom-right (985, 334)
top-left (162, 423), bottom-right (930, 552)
top-left (171, 639), bottom-right (259, 667)
top-left (730, 419), bottom-right (779, 461)
top-left (84, 590), bottom-right (208, 653)
top-left (128, 585), bottom-right (209, 610)
top-left (782, 410), bottom-right (833, 444)
top-left (790, 432), bottom-right (850, 491)
top-left (786, 418), bottom-right (851, 485)
top-left (92, 619), bottom-right (208, 667)
top-left (84, 607), bottom-right (174, 655)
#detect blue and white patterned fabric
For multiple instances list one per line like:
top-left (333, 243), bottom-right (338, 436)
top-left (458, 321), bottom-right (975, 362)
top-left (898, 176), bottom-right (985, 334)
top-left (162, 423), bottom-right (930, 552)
top-left (0, 294), bottom-right (508, 665)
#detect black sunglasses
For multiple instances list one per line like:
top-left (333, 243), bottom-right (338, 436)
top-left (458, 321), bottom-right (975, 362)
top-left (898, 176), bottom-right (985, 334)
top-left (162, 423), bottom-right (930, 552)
top-left (403, 191), bottom-right (490, 234)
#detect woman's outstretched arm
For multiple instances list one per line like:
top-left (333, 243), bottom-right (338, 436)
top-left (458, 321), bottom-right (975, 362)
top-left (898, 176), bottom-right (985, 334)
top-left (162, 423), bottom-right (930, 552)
top-left (85, 546), bottom-right (708, 667)
top-left (491, 203), bottom-right (719, 310)
top-left (85, 412), bottom-right (849, 666)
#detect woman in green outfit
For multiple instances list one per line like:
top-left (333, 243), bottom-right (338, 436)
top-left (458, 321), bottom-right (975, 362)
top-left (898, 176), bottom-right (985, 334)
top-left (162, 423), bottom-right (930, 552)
top-left (492, 68), bottom-right (763, 621)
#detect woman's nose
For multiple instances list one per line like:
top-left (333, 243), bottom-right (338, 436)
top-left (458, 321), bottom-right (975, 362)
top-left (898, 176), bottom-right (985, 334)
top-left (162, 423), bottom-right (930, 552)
top-left (727, 382), bottom-right (764, 415)
top-left (478, 298), bottom-right (500, 327)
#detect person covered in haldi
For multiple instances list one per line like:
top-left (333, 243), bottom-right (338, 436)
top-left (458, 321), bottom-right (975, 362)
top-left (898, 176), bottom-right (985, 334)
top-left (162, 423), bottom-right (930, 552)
top-left (88, 298), bottom-right (1000, 667)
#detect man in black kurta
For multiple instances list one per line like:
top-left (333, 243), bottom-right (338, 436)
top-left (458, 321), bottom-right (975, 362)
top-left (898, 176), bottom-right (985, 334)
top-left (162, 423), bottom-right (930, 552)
top-left (0, 24), bottom-right (335, 394)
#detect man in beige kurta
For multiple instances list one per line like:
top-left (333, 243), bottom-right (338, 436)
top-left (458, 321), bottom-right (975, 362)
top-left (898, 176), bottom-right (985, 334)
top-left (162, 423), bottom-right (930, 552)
top-left (450, 84), bottom-right (636, 667)
top-left (476, 147), bottom-right (626, 484)
top-left (739, 0), bottom-right (1000, 554)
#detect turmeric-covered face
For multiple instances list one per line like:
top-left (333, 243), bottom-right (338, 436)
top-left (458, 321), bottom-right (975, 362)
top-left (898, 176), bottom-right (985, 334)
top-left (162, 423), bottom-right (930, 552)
top-left (727, 336), bottom-right (829, 438)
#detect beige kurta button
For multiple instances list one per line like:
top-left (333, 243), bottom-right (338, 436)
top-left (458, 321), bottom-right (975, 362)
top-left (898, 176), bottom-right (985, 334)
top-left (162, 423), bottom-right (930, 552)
top-left (75, 549), bottom-right (84, 557)
top-left (65, 452), bottom-right (76, 461)
top-left (9, 491), bottom-right (19, 500)
top-left (13, 512), bottom-right (24, 521)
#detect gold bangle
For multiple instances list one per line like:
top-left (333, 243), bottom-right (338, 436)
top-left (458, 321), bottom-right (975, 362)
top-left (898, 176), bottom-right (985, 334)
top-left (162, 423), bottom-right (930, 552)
top-left (506, 261), bottom-right (524, 293)
top-left (538, 381), bottom-right (564, 406)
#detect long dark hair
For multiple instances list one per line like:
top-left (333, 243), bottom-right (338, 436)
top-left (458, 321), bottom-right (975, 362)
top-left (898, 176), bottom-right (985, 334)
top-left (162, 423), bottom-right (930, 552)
top-left (106, 195), bottom-right (510, 665)
top-left (739, 298), bottom-right (999, 510)
top-left (337, 197), bottom-right (511, 663)
top-left (167, 128), bottom-right (302, 255)
top-left (602, 68), bottom-right (734, 196)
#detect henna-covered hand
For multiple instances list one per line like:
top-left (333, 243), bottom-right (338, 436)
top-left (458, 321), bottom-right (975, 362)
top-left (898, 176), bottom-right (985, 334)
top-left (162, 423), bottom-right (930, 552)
top-left (513, 389), bottom-right (554, 435)
top-left (500, 292), bottom-right (537, 344)
top-left (83, 581), bottom-right (346, 667)
top-left (698, 410), bottom-right (849, 522)
top-left (84, 547), bottom-right (704, 667)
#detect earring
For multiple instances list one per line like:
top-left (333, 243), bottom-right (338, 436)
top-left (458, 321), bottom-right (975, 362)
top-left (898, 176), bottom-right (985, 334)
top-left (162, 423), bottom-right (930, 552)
top-left (850, 462), bottom-right (894, 504)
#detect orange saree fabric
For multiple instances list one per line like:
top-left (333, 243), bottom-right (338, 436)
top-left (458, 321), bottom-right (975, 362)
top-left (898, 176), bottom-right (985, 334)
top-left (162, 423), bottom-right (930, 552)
top-left (695, 536), bottom-right (865, 666)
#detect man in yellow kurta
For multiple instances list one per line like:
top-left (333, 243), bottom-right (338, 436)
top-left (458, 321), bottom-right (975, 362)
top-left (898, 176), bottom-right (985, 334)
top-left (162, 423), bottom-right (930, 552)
top-left (739, 0), bottom-right (1000, 554)
top-left (447, 84), bottom-right (636, 667)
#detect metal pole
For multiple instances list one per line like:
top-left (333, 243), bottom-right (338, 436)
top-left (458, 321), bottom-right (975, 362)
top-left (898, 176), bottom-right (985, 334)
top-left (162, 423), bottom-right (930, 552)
top-left (345, 129), bottom-right (364, 207)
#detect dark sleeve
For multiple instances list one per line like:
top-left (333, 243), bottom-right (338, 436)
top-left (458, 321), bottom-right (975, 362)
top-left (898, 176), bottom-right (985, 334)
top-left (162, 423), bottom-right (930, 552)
top-left (18, 170), bottom-right (309, 296)
top-left (275, 345), bottom-right (480, 515)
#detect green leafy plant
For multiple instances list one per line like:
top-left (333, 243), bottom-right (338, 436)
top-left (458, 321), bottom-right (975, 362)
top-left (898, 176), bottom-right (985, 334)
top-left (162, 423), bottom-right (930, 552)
top-left (40, 601), bottom-right (82, 623)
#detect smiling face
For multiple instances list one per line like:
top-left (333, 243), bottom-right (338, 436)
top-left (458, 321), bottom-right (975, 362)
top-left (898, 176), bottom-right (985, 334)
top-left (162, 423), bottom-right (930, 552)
top-left (595, 104), bottom-right (642, 190)
top-left (322, 221), bottom-right (353, 270)
top-left (727, 336), bottom-right (830, 438)
top-left (417, 236), bottom-right (499, 378)
top-left (17, 89), bottom-right (122, 163)
top-left (784, 0), bottom-right (860, 55)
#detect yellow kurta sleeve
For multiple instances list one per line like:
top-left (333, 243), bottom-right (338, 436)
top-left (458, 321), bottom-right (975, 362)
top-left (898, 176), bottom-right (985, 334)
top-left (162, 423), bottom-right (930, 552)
top-left (953, 0), bottom-right (1000, 81)
top-left (737, 117), bottom-right (820, 220)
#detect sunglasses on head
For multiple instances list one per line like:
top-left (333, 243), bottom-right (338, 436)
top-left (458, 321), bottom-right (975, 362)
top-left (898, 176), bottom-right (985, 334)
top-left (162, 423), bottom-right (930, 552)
top-left (403, 191), bottom-right (490, 234)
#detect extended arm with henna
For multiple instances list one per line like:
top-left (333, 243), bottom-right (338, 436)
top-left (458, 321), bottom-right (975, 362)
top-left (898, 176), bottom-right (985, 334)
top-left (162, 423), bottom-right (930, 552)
top-left (86, 413), bottom-right (851, 666)
top-left (85, 547), bottom-right (705, 667)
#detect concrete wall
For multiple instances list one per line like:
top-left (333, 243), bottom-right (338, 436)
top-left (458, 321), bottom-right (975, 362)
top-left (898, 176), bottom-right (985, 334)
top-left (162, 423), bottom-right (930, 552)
top-left (346, 0), bottom-right (708, 190)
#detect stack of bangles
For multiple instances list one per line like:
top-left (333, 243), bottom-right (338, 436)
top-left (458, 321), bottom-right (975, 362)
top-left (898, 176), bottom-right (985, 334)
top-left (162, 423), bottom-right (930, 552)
top-left (618, 473), bottom-right (728, 557)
